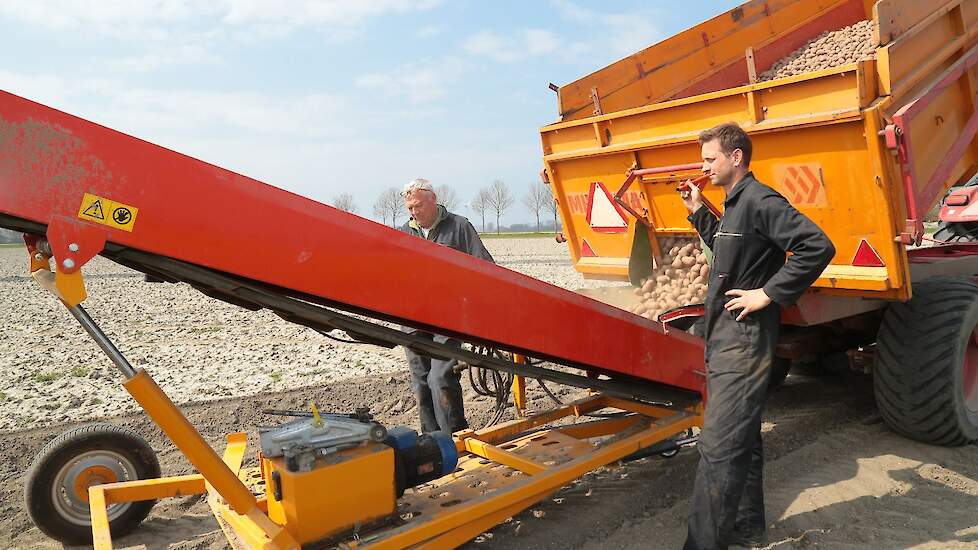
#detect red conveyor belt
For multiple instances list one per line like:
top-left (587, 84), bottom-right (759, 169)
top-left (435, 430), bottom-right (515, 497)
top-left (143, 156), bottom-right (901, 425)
top-left (0, 90), bottom-right (705, 395)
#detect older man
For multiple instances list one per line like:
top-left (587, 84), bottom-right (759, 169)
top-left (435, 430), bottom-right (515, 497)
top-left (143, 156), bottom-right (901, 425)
top-left (400, 178), bottom-right (493, 433)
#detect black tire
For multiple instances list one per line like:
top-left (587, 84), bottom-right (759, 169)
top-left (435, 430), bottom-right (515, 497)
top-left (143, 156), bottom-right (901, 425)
top-left (875, 276), bottom-right (978, 445)
top-left (768, 357), bottom-right (791, 392)
top-left (24, 423), bottom-right (160, 545)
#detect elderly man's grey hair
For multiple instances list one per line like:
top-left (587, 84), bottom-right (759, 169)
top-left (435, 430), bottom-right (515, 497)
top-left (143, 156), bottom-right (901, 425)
top-left (403, 178), bottom-right (435, 197)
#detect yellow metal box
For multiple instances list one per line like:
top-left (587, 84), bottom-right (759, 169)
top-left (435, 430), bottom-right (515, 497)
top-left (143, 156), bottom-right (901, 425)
top-left (264, 443), bottom-right (396, 544)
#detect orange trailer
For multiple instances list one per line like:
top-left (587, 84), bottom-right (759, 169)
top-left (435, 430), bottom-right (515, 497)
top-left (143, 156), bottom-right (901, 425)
top-left (542, 0), bottom-right (978, 445)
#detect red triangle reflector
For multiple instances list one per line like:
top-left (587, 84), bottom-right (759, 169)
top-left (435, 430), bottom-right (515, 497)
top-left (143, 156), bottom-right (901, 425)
top-left (852, 239), bottom-right (884, 267)
top-left (581, 239), bottom-right (597, 257)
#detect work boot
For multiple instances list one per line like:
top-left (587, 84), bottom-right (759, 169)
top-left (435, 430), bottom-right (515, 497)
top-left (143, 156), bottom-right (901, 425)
top-left (727, 529), bottom-right (767, 548)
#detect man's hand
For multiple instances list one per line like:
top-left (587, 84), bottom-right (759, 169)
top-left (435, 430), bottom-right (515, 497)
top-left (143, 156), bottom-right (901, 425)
top-left (679, 179), bottom-right (703, 214)
top-left (724, 288), bottom-right (772, 321)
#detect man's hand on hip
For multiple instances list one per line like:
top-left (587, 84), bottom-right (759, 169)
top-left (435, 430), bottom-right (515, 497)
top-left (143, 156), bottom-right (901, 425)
top-left (724, 288), bottom-right (772, 321)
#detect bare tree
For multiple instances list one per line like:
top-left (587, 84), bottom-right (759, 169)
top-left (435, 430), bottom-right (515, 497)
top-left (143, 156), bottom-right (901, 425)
top-left (434, 184), bottom-right (460, 212)
top-left (522, 183), bottom-right (550, 233)
top-left (373, 187), bottom-right (404, 227)
top-left (542, 192), bottom-right (560, 231)
top-left (484, 180), bottom-right (514, 234)
top-left (372, 193), bottom-right (389, 225)
top-left (332, 193), bottom-right (358, 214)
top-left (470, 188), bottom-right (491, 232)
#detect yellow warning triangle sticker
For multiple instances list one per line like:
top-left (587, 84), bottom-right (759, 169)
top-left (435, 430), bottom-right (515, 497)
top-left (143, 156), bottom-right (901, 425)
top-left (82, 200), bottom-right (105, 220)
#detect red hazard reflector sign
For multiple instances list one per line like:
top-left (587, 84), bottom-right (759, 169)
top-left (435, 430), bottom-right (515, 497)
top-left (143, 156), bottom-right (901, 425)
top-left (581, 239), bottom-right (597, 257)
top-left (852, 239), bottom-right (884, 267)
top-left (586, 182), bottom-right (628, 233)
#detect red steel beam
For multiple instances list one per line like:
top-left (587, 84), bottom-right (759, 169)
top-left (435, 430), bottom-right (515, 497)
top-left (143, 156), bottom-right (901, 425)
top-left (0, 90), bottom-right (705, 395)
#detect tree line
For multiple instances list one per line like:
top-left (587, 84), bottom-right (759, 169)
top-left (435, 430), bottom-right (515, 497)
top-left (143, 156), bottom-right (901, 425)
top-left (331, 180), bottom-right (559, 233)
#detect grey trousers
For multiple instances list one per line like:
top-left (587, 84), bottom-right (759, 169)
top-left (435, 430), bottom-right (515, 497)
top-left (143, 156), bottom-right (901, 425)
top-left (404, 332), bottom-right (468, 433)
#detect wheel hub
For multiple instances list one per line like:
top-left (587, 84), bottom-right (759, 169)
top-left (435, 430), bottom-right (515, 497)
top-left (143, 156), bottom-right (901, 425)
top-left (53, 451), bottom-right (136, 526)
top-left (72, 465), bottom-right (119, 503)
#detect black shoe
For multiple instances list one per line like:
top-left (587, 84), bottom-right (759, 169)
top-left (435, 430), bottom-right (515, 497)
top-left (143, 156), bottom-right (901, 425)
top-left (728, 530), bottom-right (766, 548)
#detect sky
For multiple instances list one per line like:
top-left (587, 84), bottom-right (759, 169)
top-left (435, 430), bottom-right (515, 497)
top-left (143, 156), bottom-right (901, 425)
top-left (0, 0), bottom-right (741, 225)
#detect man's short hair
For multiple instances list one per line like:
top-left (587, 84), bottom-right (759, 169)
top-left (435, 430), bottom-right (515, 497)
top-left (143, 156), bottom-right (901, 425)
top-left (403, 178), bottom-right (434, 197)
top-left (698, 122), bottom-right (752, 166)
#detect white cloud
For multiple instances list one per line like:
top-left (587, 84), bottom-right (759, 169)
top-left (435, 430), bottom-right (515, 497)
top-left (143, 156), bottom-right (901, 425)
top-left (356, 57), bottom-right (468, 103)
top-left (416, 24), bottom-right (442, 38)
top-left (459, 4), bottom-right (661, 66)
top-left (550, 0), bottom-right (664, 58)
top-left (221, 0), bottom-right (441, 28)
top-left (104, 44), bottom-right (224, 73)
top-left (0, 0), bottom-right (441, 40)
top-left (463, 28), bottom-right (559, 63)
top-left (0, 1), bottom-right (213, 40)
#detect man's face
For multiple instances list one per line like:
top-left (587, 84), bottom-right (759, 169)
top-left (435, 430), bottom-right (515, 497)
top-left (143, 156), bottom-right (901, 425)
top-left (701, 139), bottom-right (742, 188)
top-left (405, 190), bottom-right (438, 228)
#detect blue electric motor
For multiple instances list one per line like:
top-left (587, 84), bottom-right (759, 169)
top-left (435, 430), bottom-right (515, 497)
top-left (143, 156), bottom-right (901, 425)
top-left (384, 427), bottom-right (459, 497)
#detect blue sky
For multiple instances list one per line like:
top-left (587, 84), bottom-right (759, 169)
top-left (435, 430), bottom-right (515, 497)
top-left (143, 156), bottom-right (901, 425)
top-left (0, 0), bottom-right (741, 225)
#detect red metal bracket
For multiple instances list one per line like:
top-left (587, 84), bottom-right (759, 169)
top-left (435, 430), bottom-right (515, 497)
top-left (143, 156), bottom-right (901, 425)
top-left (46, 216), bottom-right (107, 274)
top-left (613, 162), bottom-right (722, 226)
top-left (888, 44), bottom-right (978, 248)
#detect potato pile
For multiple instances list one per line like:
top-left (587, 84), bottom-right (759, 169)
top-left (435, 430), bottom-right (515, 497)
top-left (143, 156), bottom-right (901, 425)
top-left (758, 20), bottom-right (875, 82)
top-left (631, 237), bottom-right (709, 320)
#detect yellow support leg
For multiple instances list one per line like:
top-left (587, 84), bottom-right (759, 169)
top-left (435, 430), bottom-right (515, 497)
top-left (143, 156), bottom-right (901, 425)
top-left (512, 354), bottom-right (527, 418)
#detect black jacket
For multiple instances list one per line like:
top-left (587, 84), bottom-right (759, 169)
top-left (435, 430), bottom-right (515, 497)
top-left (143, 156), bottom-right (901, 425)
top-left (400, 205), bottom-right (494, 263)
top-left (689, 172), bottom-right (835, 345)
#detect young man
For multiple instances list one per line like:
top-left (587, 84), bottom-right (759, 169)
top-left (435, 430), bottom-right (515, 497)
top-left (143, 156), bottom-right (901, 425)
top-left (680, 123), bottom-right (835, 549)
top-left (399, 178), bottom-right (493, 434)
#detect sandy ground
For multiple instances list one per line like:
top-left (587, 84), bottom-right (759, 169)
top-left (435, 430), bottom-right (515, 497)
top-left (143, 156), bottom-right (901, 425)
top-left (1, 238), bottom-right (976, 549)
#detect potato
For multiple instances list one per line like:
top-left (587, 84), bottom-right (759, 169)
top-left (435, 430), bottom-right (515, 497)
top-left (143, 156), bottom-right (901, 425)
top-left (672, 256), bottom-right (683, 268)
top-left (669, 246), bottom-right (680, 257)
top-left (642, 279), bottom-right (655, 292)
top-left (759, 20), bottom-right (874, 82)
top-left (681, 255), bottom-right (696, 267)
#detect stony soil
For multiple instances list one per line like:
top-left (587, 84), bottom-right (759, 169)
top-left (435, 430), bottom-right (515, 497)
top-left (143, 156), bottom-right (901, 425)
top-left (1, 238), bottom-right (976, 549)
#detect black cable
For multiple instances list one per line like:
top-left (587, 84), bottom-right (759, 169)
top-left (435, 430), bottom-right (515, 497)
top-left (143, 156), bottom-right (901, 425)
top-left (538, 378), bottom-right (564, 406)
top-left (465, 345), bottom-right (514, 428)
top-left (315, 328), bottom-right (370, 345)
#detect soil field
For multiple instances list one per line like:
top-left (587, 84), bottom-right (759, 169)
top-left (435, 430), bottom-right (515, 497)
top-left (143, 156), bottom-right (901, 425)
top-left (0, 239), bottom-right (975, 549)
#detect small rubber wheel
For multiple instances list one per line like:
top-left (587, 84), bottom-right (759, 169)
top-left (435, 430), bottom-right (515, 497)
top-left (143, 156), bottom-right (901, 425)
top-left (24, 423), bottom-right (160, 545)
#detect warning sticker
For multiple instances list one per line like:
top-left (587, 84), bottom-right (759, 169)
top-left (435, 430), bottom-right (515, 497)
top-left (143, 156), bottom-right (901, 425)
top-left (77, 193), bottom-right (138, 232)
top-left (773, 163), bottom-right (827, 207)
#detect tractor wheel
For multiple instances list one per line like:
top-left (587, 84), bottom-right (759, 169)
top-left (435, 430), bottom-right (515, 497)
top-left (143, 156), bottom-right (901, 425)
top-left (24, 423), bottom-right (160, 545)
top-left (875, 276), bottom-right (978, 445)
top-left (768, 357), bottom-right (791, 392)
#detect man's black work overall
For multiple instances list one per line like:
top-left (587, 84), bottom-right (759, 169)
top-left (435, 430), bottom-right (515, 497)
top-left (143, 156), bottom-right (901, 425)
top-left (684, 173), bottom-right (834, 549)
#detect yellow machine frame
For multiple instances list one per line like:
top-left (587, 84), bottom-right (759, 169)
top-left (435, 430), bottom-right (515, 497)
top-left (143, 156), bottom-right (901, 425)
top-left (31, 254), bottom-right (701, 550)
top-left (87, 391), bottom-right (698, 549)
